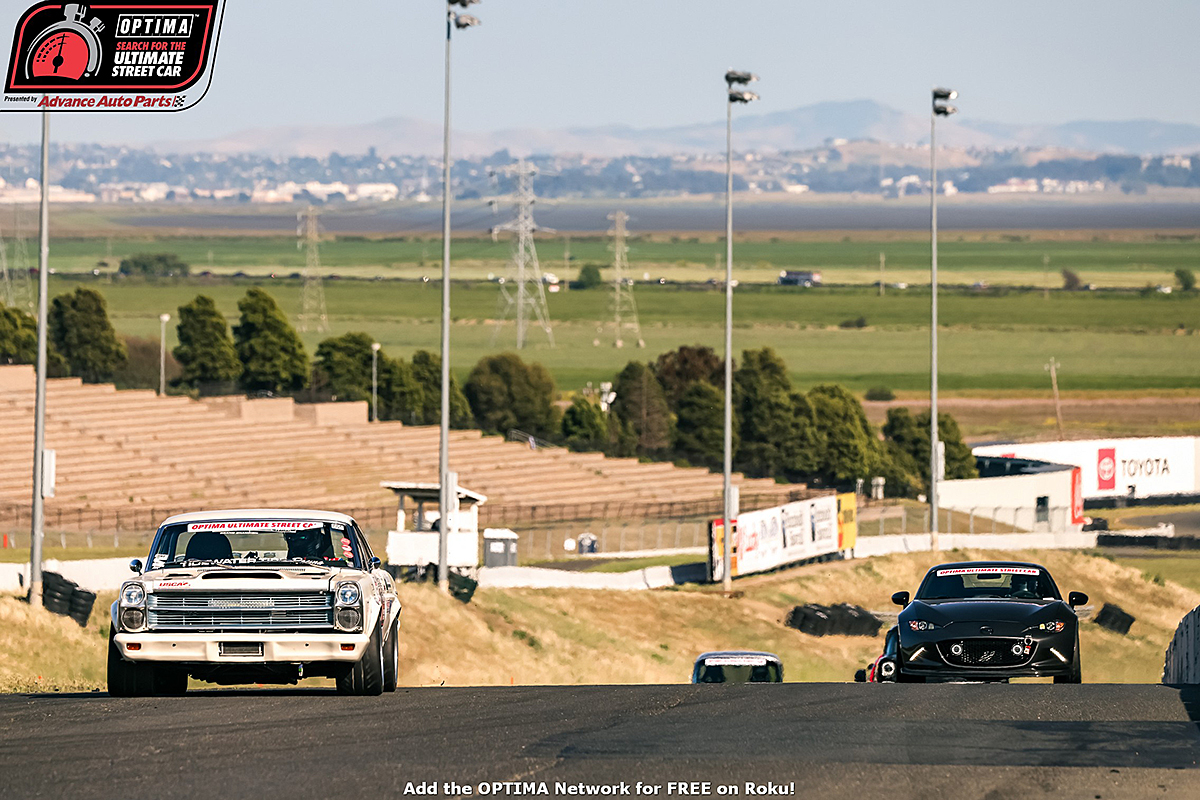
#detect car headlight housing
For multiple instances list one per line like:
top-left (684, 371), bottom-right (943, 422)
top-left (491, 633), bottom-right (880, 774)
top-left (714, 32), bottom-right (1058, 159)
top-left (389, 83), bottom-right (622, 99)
top-left (121, 583), bottom-right (146, 606)
top-left (908, 619), bottom-right (938, 632)
top-left (336, 582), bottom-right (360, 606)
top-left (120, 607), bottom-right (146, 630)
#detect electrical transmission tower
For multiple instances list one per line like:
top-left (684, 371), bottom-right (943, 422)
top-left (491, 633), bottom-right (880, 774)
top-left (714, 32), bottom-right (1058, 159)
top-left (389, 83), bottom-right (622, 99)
top-left (296, 205), bottom-right (329, 333)
top-left (490, 160), bottom-right (554, 349)
top-left (2, 207), bottom-right (34, 313)
top-left (607, 211), bottom-right (643, 348)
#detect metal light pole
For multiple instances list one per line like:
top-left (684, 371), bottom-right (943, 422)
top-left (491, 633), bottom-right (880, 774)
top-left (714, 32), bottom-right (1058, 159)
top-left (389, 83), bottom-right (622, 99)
top-left (439, 0), bottom-right (480, 592)
top-left (722, 70), bottom-right (758, 595)
top-left (929, 87), bottom-right (957, 549)
top-left (28, 111), bottom-right (50, 608)
top-left (158, 313), bottom-right (170, 396)
top-left (371, 342), bottom-right (381, 423)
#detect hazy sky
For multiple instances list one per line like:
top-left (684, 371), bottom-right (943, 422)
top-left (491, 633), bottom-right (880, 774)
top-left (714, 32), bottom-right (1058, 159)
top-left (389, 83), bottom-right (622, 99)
top-left (1, 0), bottom-right (1197, 147)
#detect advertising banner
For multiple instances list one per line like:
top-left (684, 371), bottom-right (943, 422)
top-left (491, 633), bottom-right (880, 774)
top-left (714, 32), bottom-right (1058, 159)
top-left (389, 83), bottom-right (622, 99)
top-left (974, 437), bottom-right (1197, 500)
top-left (709, 495), bottom-right (843, 582)
top-left (4, 1), bottom-right (224, 112)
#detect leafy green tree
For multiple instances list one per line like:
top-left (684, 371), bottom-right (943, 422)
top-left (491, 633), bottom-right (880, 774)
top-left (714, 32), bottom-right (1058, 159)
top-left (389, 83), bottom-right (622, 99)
top-left (0, 302), bottom-right (66, 374)
top-left (561, 396), bottom-right (608, 451)
top-left (807, 383), bottom-right (874, 484)
top-left (653, 344), bottom-right (723, 410)
top-left (732, 347), bottom-right (819, 479)
top-left (464, 352), bottom-right (559, 438)
top-left (118, 253), bottom-right (189, 278)
top-left (377, 355), bottom-right (424, 424)
top-left (1061, 269), bottom-right (1082, 291)
top-left (232, 288), bottom-right (308, 394)
top-left (410, 349), bottom-right (471, 427)
top-left (1175, 268), bottom-right (1196, 292)
top-left (313, 332), bottom-right (375, 402)
top-left (881, 406), bottom-right (978, 489)
top-left (673, 381), bottom-right (730, 470)
top-left (114, 336), bottom-right (180, 390)
top-left (611, 361), bottom-right (671, 455)
top-left (48, 287), bottom-right (126, 383)
top-left (173, 294), bottom-right (240, 389)
top-left (576, 263), bottom-right (604, 289)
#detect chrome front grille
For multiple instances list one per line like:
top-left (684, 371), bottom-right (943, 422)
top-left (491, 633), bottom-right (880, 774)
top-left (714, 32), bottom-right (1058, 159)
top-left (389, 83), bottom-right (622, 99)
top-left (147, 592), bottom-right (333, 630)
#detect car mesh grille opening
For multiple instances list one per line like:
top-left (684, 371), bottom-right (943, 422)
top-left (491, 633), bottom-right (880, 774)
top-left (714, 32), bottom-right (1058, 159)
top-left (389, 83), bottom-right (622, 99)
top-left (937, 638), bottom-right (1031, 668)
top-left (147, 592), bottom-right (333, 630)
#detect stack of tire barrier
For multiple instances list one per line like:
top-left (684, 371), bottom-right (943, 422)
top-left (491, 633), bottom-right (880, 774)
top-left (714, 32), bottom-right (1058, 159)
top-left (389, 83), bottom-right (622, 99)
top-left (785, 604), bottom-right (882, 637)
top-left (1094, 603), bottom-right (1135, 635)
top-left (41, 571), bottom-right (96, 627)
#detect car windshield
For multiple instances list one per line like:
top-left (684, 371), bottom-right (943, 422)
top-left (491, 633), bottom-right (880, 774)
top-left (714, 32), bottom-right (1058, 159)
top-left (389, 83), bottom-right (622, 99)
top-left (917, 566), bottom-right (1060, 601)
top-left (694, 656), bottom-right (782, 683)
top-left (149, 519), bottom-right (358, 569)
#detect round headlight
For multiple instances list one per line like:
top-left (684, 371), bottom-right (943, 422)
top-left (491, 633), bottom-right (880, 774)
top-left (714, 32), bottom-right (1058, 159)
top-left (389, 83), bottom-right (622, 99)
top-left (121, 607), bottom-right (146, 630)
top-left (336, 583), bottom-right (360, 605)
top-left (336, 607), bottom-right (362, 631)
top-left (121, 583), bottom-right (146, 605)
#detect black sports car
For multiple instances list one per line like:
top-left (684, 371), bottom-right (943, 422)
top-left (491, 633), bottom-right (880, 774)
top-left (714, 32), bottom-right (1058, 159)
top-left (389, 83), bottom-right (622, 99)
top-left (891, 560), bottom-right (1087, 683)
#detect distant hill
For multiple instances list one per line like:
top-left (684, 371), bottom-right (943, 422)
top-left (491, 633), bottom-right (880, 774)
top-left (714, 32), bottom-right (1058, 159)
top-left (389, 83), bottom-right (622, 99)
top-left (156, 100), bottom-right (1200, 158)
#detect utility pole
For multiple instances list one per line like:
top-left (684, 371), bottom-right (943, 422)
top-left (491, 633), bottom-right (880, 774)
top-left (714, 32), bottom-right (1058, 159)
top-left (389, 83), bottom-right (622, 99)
top-left (297, 205), bottom-right (329, 333)
top-left (28, 111), bottom-right (50, 609)
top-left (929, 87), bottom-right (958, 551)
top-left (879, 252), bottom-right (886, 297)
top-left (490, 159), bottom-right (554, 349)
top-left (1045, 357), bottom-right (1065, 439)
top-left (608, 211), bottom-right (644, 349)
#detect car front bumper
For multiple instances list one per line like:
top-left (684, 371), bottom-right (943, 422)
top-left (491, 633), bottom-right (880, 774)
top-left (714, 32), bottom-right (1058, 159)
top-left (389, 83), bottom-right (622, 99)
top-left (113, 631), bottom-right (370, 663)
top-left (899, 632), bottom-right (1077, 680)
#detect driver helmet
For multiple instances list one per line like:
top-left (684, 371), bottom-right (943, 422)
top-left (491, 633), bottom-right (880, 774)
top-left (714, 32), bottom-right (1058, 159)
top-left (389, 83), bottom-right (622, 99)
top-left (285, 527), bottom-right (329, 559)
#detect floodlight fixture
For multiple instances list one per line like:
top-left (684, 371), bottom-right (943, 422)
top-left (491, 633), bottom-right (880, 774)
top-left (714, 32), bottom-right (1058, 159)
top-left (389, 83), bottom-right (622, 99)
top-left (934, 103), bottom-right (958, 117)
top-left (725, 70), bottom-right (759, 86)
top-left (729, 90), bottom-right (759, 104)
top-left (932, 87), bottom-right (957, 101)
top-left (454, 14), bottom-right (480, 28)
top-left (448, 0), bottom-right (479, 6)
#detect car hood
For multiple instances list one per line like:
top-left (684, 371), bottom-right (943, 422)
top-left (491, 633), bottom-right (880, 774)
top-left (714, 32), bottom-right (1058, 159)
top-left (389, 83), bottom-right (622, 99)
top-left (906, 599), bottom-right (1067, 624)
top-left (138, 564), bottom-right (355, 593)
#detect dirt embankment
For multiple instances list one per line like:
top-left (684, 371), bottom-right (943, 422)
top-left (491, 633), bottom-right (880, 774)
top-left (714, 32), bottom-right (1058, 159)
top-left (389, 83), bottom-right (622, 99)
top-left (1, 549), bottom-right (1193, 692)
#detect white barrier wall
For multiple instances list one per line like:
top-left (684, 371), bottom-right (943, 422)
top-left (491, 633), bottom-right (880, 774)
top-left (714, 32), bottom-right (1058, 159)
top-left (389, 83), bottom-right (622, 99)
top-left (1164, 604), bottom-right (1200, 684)
top-left (974, 437), bottom-right (1199, 501)
top-left (938, 467), bottom-right (1083, 532)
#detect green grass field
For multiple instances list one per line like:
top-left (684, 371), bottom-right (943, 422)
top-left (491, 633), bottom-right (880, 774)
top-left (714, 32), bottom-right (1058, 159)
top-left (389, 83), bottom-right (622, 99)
top-left (30, 233), bottom-right (1200, 288)
top-left (45, 274), bottom-right (1200, 393)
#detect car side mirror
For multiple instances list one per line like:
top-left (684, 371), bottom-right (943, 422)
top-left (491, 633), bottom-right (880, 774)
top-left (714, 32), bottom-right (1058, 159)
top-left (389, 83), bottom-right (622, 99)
top-left (854, 669), bottom-right (866, 683)
top-left (129, 559), bottom-right (143, 574)
top-left (369, 556), bottom-right (382, 571)
top-left (1068, 591), bottom-right (1088, 607)
top-left (891, 591), bottom-right (909, 607)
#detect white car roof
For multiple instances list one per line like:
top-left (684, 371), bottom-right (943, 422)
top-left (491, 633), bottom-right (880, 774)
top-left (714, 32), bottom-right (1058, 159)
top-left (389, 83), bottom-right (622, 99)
top-left (158, 508), bottom-right (358, 527)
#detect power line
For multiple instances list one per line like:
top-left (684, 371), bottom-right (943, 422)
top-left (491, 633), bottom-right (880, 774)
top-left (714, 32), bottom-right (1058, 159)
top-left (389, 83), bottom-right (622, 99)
top-left (296, 205), bottom-right (329, 333)
top-left (606, 210), bottom-right (643, 349)
top-left (489, 159), bottom-right (554, 349)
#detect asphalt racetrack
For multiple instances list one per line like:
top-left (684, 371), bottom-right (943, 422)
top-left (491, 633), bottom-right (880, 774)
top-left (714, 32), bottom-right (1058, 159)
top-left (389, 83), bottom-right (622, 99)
top-left (2, 684), bottom-right (1199, 800)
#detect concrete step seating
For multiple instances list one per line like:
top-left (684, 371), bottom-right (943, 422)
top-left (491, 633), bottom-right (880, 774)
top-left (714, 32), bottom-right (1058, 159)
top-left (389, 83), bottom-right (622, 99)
top-left (0, 365), bottom-right (801, 520)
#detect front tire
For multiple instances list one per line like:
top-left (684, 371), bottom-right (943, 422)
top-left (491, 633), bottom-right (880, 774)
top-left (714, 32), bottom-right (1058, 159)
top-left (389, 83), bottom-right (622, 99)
top-left (107, 629), bottom-right (154, 697)
top-left (336, 621), bottom-right (385, 696)
top-left (382, 616), bottom-right (399, 693)
top-left (1054, 635), bottom-right (1083, 684)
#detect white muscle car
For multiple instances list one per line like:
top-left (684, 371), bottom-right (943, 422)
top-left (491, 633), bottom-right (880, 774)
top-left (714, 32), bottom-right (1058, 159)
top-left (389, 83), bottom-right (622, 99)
top-left (108, 509), bottom-right (401, 696)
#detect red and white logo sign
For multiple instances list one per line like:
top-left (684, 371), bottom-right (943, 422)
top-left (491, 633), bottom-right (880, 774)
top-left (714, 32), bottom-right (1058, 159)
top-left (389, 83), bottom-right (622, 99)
top-left (1097, 448), bottom-right (1116, 490)
top-left (1071, 467), bottom-right (1085, 525)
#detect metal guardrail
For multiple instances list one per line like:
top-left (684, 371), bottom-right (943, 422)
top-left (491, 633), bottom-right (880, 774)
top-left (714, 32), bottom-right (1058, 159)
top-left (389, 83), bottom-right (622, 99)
top-left (505, 429), bottom-right (563, 451)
